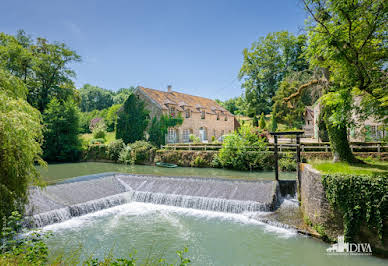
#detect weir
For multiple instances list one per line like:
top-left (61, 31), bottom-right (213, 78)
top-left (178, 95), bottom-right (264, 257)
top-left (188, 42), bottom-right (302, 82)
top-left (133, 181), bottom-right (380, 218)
top-left (26, 173), bottom-right (296, 228)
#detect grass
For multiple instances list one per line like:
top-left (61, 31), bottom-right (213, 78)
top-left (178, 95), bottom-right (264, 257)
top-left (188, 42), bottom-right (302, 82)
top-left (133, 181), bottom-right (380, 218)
top-left (311, 157), bottom-right (388, 175)
top-left (80, 131), bottom-right (116, 146)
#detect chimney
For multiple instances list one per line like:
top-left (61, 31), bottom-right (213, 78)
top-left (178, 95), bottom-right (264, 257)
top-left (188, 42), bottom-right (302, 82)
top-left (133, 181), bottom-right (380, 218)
top-left (167, 85), bottom-right (172, 93)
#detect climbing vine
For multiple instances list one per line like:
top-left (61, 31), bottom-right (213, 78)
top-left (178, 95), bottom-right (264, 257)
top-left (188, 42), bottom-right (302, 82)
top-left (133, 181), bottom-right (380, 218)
top-left (148, 114), bottom-right (184, 147)
top-left (322, 173), bottom-right (388, 242)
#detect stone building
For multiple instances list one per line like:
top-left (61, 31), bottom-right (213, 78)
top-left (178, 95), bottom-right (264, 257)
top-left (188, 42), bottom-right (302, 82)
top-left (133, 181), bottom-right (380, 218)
top-left (134, 86), bottom-right (239, 143)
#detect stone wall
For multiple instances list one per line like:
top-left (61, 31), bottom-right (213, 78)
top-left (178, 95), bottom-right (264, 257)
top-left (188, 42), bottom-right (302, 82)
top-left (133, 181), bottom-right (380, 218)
top-left (299, 164), bottom-right (343, 239)
top-left (299, 164), bottom-right (388, 256)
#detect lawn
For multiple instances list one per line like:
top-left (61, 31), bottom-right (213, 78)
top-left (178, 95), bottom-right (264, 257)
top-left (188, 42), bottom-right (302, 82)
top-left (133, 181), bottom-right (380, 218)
top-left (311, 158), bottom-right (388, 175)
top-left (80, 131), bottom-right (116, 146)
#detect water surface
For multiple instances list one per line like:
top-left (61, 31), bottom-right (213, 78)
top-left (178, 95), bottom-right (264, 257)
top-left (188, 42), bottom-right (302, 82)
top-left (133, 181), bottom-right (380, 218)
top-left (45, 202), bottom-right (386, 266)
top-left (39, 162), bottom-right (295, 184)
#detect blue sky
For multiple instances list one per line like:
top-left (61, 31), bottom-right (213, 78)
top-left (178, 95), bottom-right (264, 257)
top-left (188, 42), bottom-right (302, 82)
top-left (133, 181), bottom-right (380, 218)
top-left (1, 0), bottom-right (307, 100)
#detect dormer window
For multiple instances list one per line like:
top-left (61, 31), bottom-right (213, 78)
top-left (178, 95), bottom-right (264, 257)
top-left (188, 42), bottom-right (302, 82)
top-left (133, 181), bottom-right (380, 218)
top-left (185, 109), bottom-right (191, 118)
top-left (201, 110), bottom-right (205, 119)
top-left (217, 113), bottom-right (220, 120)
top-left (224, 115), bottom-right (228, 121)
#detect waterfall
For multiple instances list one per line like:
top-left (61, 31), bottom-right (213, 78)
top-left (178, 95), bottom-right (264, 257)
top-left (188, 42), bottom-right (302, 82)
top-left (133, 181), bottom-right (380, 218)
top-left (26, 174), bottom-right (292, 228)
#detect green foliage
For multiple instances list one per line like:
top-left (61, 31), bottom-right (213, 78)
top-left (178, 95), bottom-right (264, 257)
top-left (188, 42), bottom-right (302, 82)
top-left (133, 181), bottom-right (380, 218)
top-left (0, 70), bottom-right (45, 228)
top-left (216, 124), bottom-right (269, 170)
top-left (79, 84), bottom-right (114, 112)
top-left (191, 156), bottom-right (208, 168)
top-left (0, 30), bottom-right (81, 112)
top-left (304, 0), bottom-right (387, 161)
top-left (0, 212), bottom-right (50, 264)
top-left (272, 71), bottom-right (315, 129)
top-left (189, 134), bottom-right (200, 143)
top-left (43, 98), bottom-right (82, 162)
top-left (279, 153), bottom-right (297, 172)
top-left (270, 115), bottom-right (278, 132)
top-left (116, 94), bottom-right (150, 144)
top-left (239, 31), bottom-right (309, 116)
top-left (105, 104), bottom-right (122, 131)
top-left (322, 173), bottom-right (388, 242)
top-left (106, 139), bottom-right (125, 162)
top-left (92, 120), bottom-right (107, 140)
top-left (312, 160), bottom-right (388, 176)
top-left (215, 96), bottom-right (247, 116)
top-left (119, 141), bottom-right (156, 165)
top-left (259, 113), bottom-right (266, 129)
top-left (148, 114), bottom-right (184, 147)
top-left (211, 136), bottom-right (216, 142)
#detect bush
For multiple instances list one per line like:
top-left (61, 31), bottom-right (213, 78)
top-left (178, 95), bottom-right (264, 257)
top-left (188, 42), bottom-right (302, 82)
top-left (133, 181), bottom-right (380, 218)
top-left (189, 134), bottom-right (200, 143)
top-left (106, 139), bottom-right (125, 161)
top-left (279, 153), bottom-right (297, 171)
top-left (216, 124), bottom-right (269, 170)
top-left (119, 141), bottom-right (156, 165)
top-left (191, 156), bottom-right (208, 168)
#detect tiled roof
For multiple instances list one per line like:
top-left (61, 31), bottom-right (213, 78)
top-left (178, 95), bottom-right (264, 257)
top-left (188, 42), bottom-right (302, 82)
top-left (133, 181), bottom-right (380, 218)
top-left (138, 87), bottom-right (233, 115)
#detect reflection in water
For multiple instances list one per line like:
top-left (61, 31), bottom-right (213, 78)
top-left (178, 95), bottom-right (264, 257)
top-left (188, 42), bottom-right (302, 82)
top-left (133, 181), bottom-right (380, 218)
top-left (39, 162), bottom-right (295, 184)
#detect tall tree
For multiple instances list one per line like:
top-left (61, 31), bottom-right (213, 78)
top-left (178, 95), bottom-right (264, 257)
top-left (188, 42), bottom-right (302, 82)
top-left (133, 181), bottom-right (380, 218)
top-left (303, 0), bottom-right (387, 162)
top-left (79, 84), bottom-right (114, 112)
top-left (239, 31), bottom-right (309, 117)
top-left (113, 87), bottom-right (134, 104)
top-left (43, 98), bottom-right (82, 162)
top-left (116, 94), bottom-right (150, 144)
top-left (0, 69), bottom-right (45, 227)
top-left (0, 30), bottom-right (80, 112)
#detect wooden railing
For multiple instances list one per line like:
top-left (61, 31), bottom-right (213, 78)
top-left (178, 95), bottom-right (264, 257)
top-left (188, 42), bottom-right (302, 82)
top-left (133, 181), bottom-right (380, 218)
top-left (161, 143), bottom-right (388, 153)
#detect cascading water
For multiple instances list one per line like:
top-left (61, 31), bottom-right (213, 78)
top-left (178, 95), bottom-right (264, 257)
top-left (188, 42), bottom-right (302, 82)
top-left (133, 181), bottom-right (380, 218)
top-left (26, 173), bottom-right (289, 228)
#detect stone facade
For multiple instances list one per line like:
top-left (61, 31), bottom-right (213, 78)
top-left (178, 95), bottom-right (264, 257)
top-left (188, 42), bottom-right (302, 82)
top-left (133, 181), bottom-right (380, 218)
top-left (134, 86), bottom-right (237, 143)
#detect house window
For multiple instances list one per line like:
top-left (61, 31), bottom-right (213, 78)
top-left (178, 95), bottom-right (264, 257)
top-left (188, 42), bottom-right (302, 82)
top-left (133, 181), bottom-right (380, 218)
top-left (201, 110), bottom-right (205, 119)
top-left (217, 113), bottom-right (220, 120)
top-left (224, 115), bottom-right (228, 121)
top-left (168, 128), bottom-right (176, 143)
top-left (183, 129), bottom-right (190, 142)
top-left (221, 130), bottom-right (224, 136)
top-left (185, 109), bottom-right (191, 118)
top-left (169, 106), bottom-right (176, 117)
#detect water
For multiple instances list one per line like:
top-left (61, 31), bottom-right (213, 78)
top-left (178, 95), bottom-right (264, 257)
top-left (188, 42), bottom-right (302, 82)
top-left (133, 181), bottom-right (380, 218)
top-left (27, 174), bottom-right (278, 227)
top-left (44, 202), bottom-right (386, 266)
top-left (38, 162), bottom-right (295, 184)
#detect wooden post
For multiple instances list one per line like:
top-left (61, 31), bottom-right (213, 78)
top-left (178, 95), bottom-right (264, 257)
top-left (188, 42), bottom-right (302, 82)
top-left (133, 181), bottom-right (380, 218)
top-left (274, 135), bottom-right (279, 181)
top-left (296, 135), bottom-right (301, 187)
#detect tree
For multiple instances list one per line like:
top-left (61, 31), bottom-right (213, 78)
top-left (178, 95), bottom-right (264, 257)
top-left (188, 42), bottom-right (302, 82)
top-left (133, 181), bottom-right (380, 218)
top-left (272, 71), bottom-right (315, 129)
top-left (303, 0), bottom-right (387, 162)
top-left (0, 69), bottom-right (45, 228)
top-left (259, 113), bottom-right (266, 129)
top-left (239, 31), bottom-right (309, 117)
top-left (79, 84), bottom-right (114, 112)
top-left (0, 30), bottom-right (81, 112)
top-left (270, 115), bottom-right (278, 132)
top-left (43, 98), bottom-right (82, 162)
top-left (105, 104), bottom-right (122, 131)
top-left (116, 94), bottom-right (150, 144)
top-left (215, 96), bottom-right (247, 115)
top-left (113, 87), bottom-right (134, 105)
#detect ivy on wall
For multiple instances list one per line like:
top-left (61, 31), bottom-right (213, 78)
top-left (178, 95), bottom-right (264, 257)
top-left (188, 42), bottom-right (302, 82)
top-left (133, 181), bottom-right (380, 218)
top-left (148, 114), bottom-right (184, 147)
top-left (322, 173), bottom-right (388, 242)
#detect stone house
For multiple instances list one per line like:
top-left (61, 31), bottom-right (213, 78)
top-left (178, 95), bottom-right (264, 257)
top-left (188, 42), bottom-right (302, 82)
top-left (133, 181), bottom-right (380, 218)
top-left (303, 101), bottom-right (386, 141)
top-left (134, 86), bottom-right (238, 143)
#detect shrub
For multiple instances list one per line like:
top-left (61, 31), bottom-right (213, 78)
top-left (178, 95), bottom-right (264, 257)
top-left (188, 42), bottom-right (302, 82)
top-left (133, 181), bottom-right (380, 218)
top-left (211, 136), bottom-right (216, 142)
top-left (118, 145), bottom-right (134, 165)
top-left (191, 156), bottom-right (208, 168)
top-left (106, 139), bottom-right (125, 161)
top-left (92, 125), bottom-right (107, 140)
top-left (259, 113), bottom-right (266, 129)
top-left (216, 124), bottom-right (269, 170)
top-left (189, 134), bottom-right (200, 143)
top-left (119, 141), bottom-right (156, 165)
top-left (279, 153), bottom-right (297, 171)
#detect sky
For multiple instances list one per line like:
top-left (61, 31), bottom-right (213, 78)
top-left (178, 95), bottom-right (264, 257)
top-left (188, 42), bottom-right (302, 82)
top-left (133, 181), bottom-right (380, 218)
top-left (1, 0), bottom-right (307, 100)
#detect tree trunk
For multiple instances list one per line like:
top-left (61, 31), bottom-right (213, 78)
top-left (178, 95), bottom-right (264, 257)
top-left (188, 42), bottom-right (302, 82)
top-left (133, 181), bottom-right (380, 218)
top-left (324, 110), bottom-right (358, 163)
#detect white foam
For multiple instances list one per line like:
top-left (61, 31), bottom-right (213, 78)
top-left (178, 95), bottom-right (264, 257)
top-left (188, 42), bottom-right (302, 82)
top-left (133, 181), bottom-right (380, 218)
top-left (42, 202), bottom-right (296, 238)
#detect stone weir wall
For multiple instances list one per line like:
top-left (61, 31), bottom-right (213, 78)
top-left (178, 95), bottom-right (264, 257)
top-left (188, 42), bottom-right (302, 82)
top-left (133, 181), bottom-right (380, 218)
top-left (299, 164), bottom-right (388, 255)
top-left (26, 173), bottom-right (286, 228)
